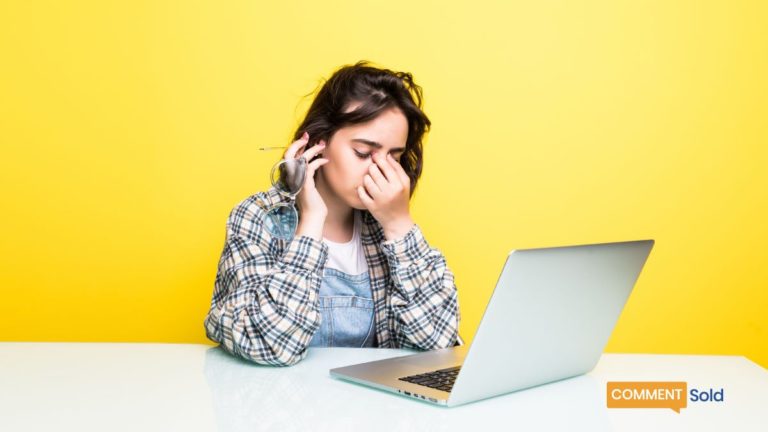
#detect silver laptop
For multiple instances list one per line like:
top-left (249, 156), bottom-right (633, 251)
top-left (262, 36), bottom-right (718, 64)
top-left (329, 239), bottom-right (655, 407)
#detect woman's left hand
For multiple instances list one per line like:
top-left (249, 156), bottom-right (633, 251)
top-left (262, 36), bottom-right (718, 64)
top-left (357, 152), bottom-right (415, 241)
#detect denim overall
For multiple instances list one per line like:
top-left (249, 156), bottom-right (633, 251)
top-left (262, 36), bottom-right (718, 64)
top-left (308, 267), bottom-right (376, 347)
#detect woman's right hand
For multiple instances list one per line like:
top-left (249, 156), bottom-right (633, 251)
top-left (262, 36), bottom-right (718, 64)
top-left (283, 131), bottom-right (329, 229)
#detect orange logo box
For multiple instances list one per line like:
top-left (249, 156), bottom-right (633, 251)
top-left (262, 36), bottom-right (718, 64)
top-left (607, 382), bottom-right (688, 413)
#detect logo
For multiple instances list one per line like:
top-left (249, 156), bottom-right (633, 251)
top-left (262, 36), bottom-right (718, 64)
top-left (607, 382), bottom-right (724, 413)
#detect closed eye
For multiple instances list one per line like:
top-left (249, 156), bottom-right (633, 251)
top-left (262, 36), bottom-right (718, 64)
top-left (354, 150), bottom-right (372, 159)
top-left (354, 149), bottom-right (404, 160)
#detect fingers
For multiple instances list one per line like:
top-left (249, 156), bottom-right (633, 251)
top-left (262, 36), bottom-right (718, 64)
top-left (367, 163), bottom-right (388, 190)
top-left (363, 173), bottom-right (382, 197)
top-left (387, 153), bottom-right (411, 187)
top-left (301, 139), bottom-right (326, 162)
top-left (357, 185), bottom-right (374, 207)
top-left (370, 152), bottom-right (410, 194)
top-left (284, 131), bottom-right (310, 160)
top-left (371, 152), bottom-right (399, 185)
top-left (306, 157), bottom-right (328, 181)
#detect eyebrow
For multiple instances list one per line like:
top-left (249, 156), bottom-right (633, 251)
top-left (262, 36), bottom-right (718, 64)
top-left (351, 138), bottom-right (405, 153)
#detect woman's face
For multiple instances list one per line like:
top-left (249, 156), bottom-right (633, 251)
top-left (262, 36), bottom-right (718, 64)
top-left (317, 105), bottom-right (409, 210)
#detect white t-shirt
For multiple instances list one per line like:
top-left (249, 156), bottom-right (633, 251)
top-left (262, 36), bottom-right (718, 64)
top-left (322, 210), bottom-right (369, 275)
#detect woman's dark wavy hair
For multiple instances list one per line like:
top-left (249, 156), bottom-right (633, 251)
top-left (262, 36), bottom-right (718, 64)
top-left (292, 60), bottom-right (431, 197)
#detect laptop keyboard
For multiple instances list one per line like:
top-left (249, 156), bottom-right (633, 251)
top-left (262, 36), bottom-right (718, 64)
top-left (398, 365), bottom-right (462, 392)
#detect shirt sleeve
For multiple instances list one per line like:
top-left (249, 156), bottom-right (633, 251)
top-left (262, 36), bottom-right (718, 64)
top-left (203, 197), bottom-right (329, 366)
top-left (380, 223), bottom-right (462, 350)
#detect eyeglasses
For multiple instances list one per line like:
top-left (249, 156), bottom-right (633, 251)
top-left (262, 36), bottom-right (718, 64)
top-left (259, 146), bottom-right (307, 241)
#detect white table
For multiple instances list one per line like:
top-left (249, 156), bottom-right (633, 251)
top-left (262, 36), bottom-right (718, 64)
top-left (0, 343), bottom-right (766, 431)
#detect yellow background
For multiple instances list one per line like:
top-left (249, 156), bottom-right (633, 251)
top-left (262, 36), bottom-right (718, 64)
top-left (1, 1), bottom-right (766, 367)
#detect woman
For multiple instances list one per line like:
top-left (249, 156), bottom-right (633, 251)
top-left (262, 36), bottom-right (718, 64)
top-left (204, 60), bottom-right (463, 366)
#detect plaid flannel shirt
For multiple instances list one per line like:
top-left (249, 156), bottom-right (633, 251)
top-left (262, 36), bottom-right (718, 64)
top-left (204, 186), bottom-right (463, 366)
